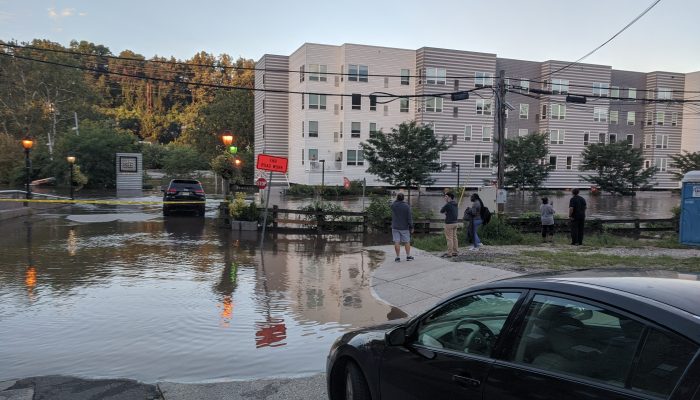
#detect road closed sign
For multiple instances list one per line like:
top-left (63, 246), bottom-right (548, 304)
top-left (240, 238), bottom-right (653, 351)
top-left (256, 154), bottom-right (288, 173)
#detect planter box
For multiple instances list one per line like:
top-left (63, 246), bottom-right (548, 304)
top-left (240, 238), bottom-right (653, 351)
top-left (231, 220), bottom-right (258, 231)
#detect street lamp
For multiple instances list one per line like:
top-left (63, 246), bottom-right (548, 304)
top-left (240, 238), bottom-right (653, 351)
top-left (66, 156), bottom-right (76, 200)
top-left (220, 132), bottom-right (234, 196)
top-left (320, 159), bottom-right (325, 192)
top-left (21, 136), bottom-right (34, 202)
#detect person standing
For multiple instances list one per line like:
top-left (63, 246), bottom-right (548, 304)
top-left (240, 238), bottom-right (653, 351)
top-left (464, 193), bottom-right (484, 251)
top-left (391, 193), bottom-right (414, 262)
top-left (540, 197), bottom-right (555, 243)
top-left (440, 192), bottom-right (459, 257)
top-left (569, 188), bottom-right (587, 245)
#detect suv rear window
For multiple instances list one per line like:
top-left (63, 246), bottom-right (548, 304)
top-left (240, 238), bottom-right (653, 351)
top-left (169, 180), bottom-right (203, 191)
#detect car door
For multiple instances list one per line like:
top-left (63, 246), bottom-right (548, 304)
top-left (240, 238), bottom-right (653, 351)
top-left (483, 292), bottom-right (700, 400)
top-left (380, 290), bottom-right (524, 400)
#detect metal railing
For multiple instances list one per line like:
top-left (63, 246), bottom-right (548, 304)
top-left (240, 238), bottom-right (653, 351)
top-left (0, 190), bottom-right (71, 200)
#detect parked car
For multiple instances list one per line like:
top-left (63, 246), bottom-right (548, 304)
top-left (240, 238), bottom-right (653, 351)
top-left (327, 270), bottom-right (700, 400)
top-left (162, 179), bottom-right (206, 217)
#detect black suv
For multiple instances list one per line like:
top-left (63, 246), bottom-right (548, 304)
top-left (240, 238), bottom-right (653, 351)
top-left (162, 179), bottom-right (206, 217)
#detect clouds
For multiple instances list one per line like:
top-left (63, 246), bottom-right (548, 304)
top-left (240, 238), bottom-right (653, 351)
top-left (47, 7), bottom-right (87, 20)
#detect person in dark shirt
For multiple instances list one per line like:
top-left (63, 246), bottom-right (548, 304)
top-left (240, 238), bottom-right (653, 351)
top-left (440, 192), bottom-right (459, 257)
top-left (569, 188), bottom-right (587, 245)
top-left (390, 193), bottom-right (414, 262)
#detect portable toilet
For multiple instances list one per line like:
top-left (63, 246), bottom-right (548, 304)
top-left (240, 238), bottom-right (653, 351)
top-left (679, 171), bottom-right (700, 246)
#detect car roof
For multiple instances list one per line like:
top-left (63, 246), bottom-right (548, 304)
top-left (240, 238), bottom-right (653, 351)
top-left (494, 269), bottom-right (700, 317)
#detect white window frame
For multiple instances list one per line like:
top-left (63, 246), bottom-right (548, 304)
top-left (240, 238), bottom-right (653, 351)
top-left (519, 104), bottom-right (529, 119)
top-left (518, 128), bottom-right (528, 137)
top-left (672, 112), bottom-right (678, 126)
top-left (346, 149), bottom-right (365, 166)
top-left (598, 132), bottom-right (606, 144)
top-left (308, 148), bottom-right (318, 162)
top-left (609, 133), bottom-right (617, 144)
top-left (657, 88), bottom-right (672, 100)
top-left (309, 94), bottom-right (327, 110)
top-left (594, 107), bottom-right (608, 122)
top-left (627, 88), bottom-right (637, 101)
top-left (626, 134), bottom-right (634, 147)
top-left (566, 156), bottom-right (573, 170)
top-left (308, 64), bottom-right (327, 82)
top-left (551, 104), bottom-right (566, 120)
top-left (476, 99), bottom-right (492, 115)
top-left (351, 121), bottom-right (361, 138)
top-left (308, 120), bottom-right (319, 138)
top-left (611, 86), bottom-right (619, 98)
top-left (400, 69), bottom-right (410, 85)
top-left (549, 129), bottom-right (565, 145)
top-left (400, 98), bottom-right (410, 113)
top-left (426, 97), bottom-right (443, 112)
top-left (351, 94), bottom-right (361, 110)
top-left (552, 79), bottom-right (569, 95)
top-left (645, 111), bottom-right (653, 126)
top-left (655, 158), bottom-right (668, 172)
top-left (549, 155), bottom-right (558, 170)
top-left (475, 72), bottom-right (493, 87)
top-left (644, 134), bottom-right (652, 149)
top-left (464, 125), bottom-right (472, 141)
top-left (482, 126), bottom-right (493, 142)
top-left (348, 64), bottom-right (368, 82)
top-left (519, 79), bottom-right (530, 93)
top-left (426, 67), bottom-right (446, 85)
top-left (655, 134), bottom-right (668, 149)
top-left (369, 122), bottom-right (377, 137)
top-left (592, 82), bottom-right (609, 97)
top-left (583, 131), bottom-right (590, 146)
top-left (610, 110), bottom-right (619, 125)
top-left (474, 153), bottom-right (491, 168)
top-left (656, 111), bottom-right (665, 126)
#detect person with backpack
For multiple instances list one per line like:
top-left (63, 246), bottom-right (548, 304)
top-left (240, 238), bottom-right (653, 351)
top-left (464, 193), bottom-right (485, 251)
top-left (540, 197), bottom-right (555, 243)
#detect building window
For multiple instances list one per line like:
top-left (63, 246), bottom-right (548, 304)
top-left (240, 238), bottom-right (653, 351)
top-left (644, 160), bottom-right (651, 169)
top-left (464, 125), bottom-right (472, 141)
top-left (474, 153), bottom-right (490, 168)
top-left (352, 94), bottom-right (361, 110)
top-left (348, 64), bottom-right (368, 82)
top-left (369, 123), bottom-right (378, 137)
top-left (301, 121), bottom-right (304, 137)
top-left (598, 132), bottom-right (606, 144)
top-left (475, 72), bottom-right (493, 87)
top-left (426, 67), bottom-right (446, 85)
top-left (672, 112), bottom-right (678, 126)
top-left (627, 111), bottom-right (636, 125)
top-left (610, 110), bottom-right (619, 125)
top-left (655, 134), bottom-right (668, 149)
top-left (518, 129), bottom-right (528, 137)
top-left (426, 97), bottom-right (443, 112)
top-left (657, 88), bottom-right (672, 100)
top-left (626, 134), bottom-right (634, 147)
top-left (476, 99), bottom-right (492, 115)
top-left (656, 112), bottom-right (665, 125)
top-left (551, 104), bottom-right (566, 120)
top-left (644, 134), bottom-right (652, 149)
top-left (583, 132), bottom-right (590, 145)
top-left (351, 122), bottom-right (361, 138)
top-left (302, 148), bottom-right (305, 165)
top-left (519, 79), bottom-right (530, 93)
top-left (262, 99), bottom-right (265, 113)
top-left (611, 86), bottom-right (619, 98)
top-left (655, 158), bottom-right (668, 172)
top-left (609, 133), bottom-right (617, 144)
top-left (482, 126), bottom-right (493, 142)
top-left (308, 121), bottom-right (319, 138)
top-left (549, 156), bottom-right (557, 169)
top-left (549, 129), bottom-right (565, 145)
top-left (592, 82), bottom-right (609, 97)
top-left (308, 148), bottom-right (318, 162)
top-left (347, 150), bottom-right (364, 166)
top-left (370, 96), bottom-right (377, 111)
top-left (594, 107), bottom-right (608, 122)
top-left (519, 104), bottom-right (529, 119)
top-left (308, 64), bottom-right (327, 81)
top-left (541, 104), bottom-right (548, 120)
top-left (628, 88), bottom-right (636, 100)
top-left (400, 98), bottom-right (410, 113)
top-left (309, 94), bottom-right (327, 110)
top-left (262, 124), bottom-right (265, 138)
top-left (645, 111), bottom-right (653, 126)
top-left (400, 69), bottom-right (410, 85)
top-left (452, 134), bottom-right (458, 145)
top-left (299, 65), bottom-right (305, 82)
top-left (301, 94), bottom-right (305, 109)
top-left (552, 79), bottom-right (569, 95)
top-left (566, 156), bottom-right (573, 170)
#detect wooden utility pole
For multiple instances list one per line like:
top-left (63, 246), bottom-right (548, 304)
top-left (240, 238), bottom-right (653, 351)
top-left (495, 69), bottom-right (507, 212)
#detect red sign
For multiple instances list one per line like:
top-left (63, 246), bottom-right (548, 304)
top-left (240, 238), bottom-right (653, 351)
top-left (256, 177), bottom-right (268, 190)
top-left (256, 154), bottom-right (288, 173)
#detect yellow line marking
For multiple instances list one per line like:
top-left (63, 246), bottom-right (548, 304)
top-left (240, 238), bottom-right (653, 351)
top-left (0, 198), bottom-right (206, 205)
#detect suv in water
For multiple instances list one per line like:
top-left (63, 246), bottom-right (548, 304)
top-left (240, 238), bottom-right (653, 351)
top-left (162, 179), bottom-right (206, 217)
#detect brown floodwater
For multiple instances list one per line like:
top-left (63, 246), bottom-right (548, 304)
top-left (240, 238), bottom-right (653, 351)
top-left (0, 205), bottom-right (404, 383)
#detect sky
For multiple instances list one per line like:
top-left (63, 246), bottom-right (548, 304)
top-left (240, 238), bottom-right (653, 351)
top-left (1, 0), bottom-right (699, 73)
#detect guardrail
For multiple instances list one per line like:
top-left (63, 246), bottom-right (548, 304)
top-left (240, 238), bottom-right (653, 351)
top-left (0, 190), bottom-right (72, 200)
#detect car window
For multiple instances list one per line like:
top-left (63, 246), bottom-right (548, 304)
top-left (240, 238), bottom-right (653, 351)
top-left (416, 292), bottom-right (521, 357)
top-left (170, 181), bottom-right (203, 191)
top-left (629, 328), bottom-right (698, 398)
top-left (511, 294), bottom-right (644, 388)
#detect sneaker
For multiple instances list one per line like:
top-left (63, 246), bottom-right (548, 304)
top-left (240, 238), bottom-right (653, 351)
top-left (451, 253), bottom-right (458, 257)
top-left (440, 253), bottom-right (450, 258)
top-left (394, 257), bottom-right (401, 262)
top-left (406, 256), bottom-right (414, 261)
top-left (469, 247), bottom-right (479, 251)
top-left (477, 243), bottom-right (484, 248)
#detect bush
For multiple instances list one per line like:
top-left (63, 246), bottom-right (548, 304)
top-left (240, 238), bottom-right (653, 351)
top-left (229, 193), bottom-right (259, 221)
top-left (286, 184), bottom-right (316, 197)
top-left (366, 196), bottom-right (392, 228)
top-left (141, 142), bottom-right (168, 169)
top-left (162, 144), bottom-right (207, 176)
top-left (0, 134), bottom-right (23, 184)
top-left (479, 215), bottom-right (524, 245)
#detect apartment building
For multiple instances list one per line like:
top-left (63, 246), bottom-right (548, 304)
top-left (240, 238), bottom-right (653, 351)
top-left (255, 43), bottom-right (699, 189)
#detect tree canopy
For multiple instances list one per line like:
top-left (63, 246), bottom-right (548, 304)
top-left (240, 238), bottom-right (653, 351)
top-left (500, 132), bottom-right (553, 190)
top-left (579, 141), bottom-right (657, 195)
top-left (670, 151), bottom-right (700, 180)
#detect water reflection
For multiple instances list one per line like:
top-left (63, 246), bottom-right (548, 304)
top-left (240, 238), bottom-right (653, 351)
top-left (0, 213), bottom-right (405, 382)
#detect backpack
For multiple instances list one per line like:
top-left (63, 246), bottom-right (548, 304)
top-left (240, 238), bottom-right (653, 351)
top-left (480, 206), bottom-right (492, 225)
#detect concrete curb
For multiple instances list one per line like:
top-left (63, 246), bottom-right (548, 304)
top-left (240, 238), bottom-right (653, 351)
top-left (0, 208), bottom-right (31, 222)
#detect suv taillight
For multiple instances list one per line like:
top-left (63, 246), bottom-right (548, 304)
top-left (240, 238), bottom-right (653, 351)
top-left (167, 189), bottom-right (177, 194)
top-left (194, 189), bottom-right (205, 195)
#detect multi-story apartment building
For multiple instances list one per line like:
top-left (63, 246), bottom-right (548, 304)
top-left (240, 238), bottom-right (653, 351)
top-left (255, 43), bottom-right (700, 189)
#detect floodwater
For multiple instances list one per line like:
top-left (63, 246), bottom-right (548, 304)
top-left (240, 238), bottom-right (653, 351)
top-left (0, 205), bottom-right (404, 383)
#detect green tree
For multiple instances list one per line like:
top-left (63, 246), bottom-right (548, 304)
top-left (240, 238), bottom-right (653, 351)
top-left (501, 132), bottom-right (553, 190)
top-left (579, 141), bottom-right (657, 195)
top-left (161, 144), bottom-right (207, 176)
top-left (361, 121), bottom-right (449, 202)
top-left (670, 151), bottom-right (700, 180)
top-left (0, 133), bottom-right (23, 184)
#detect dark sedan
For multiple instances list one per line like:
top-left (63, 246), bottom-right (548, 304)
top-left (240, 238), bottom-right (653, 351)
top-left (327, 270), bottom-right (700, 400)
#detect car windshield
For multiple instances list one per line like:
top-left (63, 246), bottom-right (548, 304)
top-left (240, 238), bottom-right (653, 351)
top-left (170, 181), bottom-right (203, 191)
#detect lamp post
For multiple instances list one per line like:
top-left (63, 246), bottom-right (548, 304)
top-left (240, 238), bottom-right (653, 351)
top-left (320, 160), bottom-right (325, 192)
top-left (21, 137), bottom-right (34, 203)
top-left (220, 132), bottom-right (234, 196)
top-left (66, 156), bottom-right (76, 200)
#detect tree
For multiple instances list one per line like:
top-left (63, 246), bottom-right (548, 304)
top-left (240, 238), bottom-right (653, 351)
top-left (579, 141), bottom-right (657, 195)
top-left (361, 121), bottom-right (449, 202)
top-left (501, 132), bottom-right (553, 190)
top-left (670, 151), bottom-right (700, 180)
top-left (161, 144), bottom-right (208, 176)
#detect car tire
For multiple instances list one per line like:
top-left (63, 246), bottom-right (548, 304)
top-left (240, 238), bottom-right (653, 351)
top-left (345, 362), bottom-right (371, 400)
top-left (163, 208), bottom-right (170, 217)
top-left (198, 207), bottom-right (205, 218)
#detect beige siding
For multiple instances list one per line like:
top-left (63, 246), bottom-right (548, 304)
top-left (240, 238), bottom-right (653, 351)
top-left (255, 54), bottom-right (289, 183)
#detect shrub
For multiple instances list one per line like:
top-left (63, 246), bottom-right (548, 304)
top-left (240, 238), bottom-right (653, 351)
top-left (229, 193), bottom-right (259, 221)
top-left (366, 196), bottom-right (392, 228)
top-left (162, 144), bottom-right (207, 176)
top-left (0, 134), bottom-right (23, 184)
top-left (479, 215), bottom-right (524, 244)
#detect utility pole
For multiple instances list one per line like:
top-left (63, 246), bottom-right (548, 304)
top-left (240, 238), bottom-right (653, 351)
top-left (495, 69), bottom-right (507, 213)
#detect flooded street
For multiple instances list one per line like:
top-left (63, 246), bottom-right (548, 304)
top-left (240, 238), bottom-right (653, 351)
top-left (0, 205), bottom-right (403, 383)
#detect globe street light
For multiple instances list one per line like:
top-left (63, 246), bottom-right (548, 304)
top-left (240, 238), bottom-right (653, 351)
top-left (21, 136), bottom-right (34, 202)
top-left (66, 156), bottom-right (76, 200)
top-left (220, 131), bottom-right (234, 196)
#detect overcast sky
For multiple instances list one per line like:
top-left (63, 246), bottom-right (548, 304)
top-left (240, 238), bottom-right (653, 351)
top-left (1, 0), bottom-right (698, 73)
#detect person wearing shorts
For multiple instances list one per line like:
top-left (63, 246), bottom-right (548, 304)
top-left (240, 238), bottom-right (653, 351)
top-left (390, 193), bottom-right (414, 262)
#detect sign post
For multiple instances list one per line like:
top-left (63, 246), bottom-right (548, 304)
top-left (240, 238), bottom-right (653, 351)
top-left (257, 154), bottom-right (289, 246)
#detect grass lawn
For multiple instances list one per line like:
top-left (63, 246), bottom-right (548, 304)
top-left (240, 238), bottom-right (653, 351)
top-left (517, 250), bottom-right (700, 272)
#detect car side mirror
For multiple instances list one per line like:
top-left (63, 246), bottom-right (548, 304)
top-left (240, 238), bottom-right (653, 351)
top-left (385, 326), bottom-right (407, 346)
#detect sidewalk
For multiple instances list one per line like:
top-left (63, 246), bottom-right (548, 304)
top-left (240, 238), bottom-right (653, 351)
top-left (0, 246), bottom-right (516, 400)
top-left (368, 245), bottom-right (521, 316)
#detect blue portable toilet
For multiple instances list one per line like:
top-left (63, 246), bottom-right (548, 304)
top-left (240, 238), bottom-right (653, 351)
top-left (680, 171), bottom-right (700, 246)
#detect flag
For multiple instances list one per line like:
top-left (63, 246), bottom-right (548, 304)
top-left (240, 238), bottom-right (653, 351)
top-left (343, 177), bottom-right (351, 189)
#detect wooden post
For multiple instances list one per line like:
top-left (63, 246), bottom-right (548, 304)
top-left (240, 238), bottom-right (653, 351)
top-left (362, 213), bottom-right (368, 233)
top-left (272, 205), bottom-right (279, 229)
